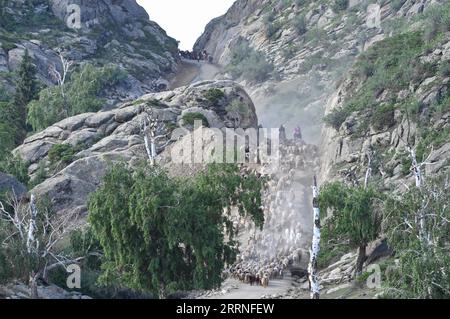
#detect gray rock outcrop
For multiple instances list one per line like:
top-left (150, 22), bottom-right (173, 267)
top-left (0, 172), bottom-right (27, 198)
top-left (14, 81), bottom-right (258, 217)
top-left (0, 0), bottom-right (179, 102)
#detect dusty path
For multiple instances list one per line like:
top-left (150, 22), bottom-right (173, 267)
top-left (202, 275), bottom-right (294, 300)
top-left (168, 58), bottom-right (221, 89)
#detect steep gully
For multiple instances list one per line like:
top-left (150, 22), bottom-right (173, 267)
top-left (169, 58), bottom-right (317, 299)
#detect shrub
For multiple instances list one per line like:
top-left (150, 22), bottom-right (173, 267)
top-left (438, 61), bottom-right (450, 77)
top-left (332, 0), bottom-right (349, 12)
top-left (204, 88), bottom-right (225, 106)
top-left (371, 104), bottom-right (396, 130)
top-left (391, 0), bottom-right (407, 11)
top-left (323, 107), bottom-right (350, 131)
top-left (0, 155), bottom-right (29, 186)
top-left (266, 21), bottom-right (282, 39)
top-left (27, 64), bottom-right (126, 132)
top-left (226, 41), bottom-right (274, 83)
top-left (293, 14), bottom-right (307, 35)
top-left (282, 44), bottom-right (298, 61)
top-left (48, 143), bottom-right (77, 169)
top-left (182, 112), bottom-right (209, 127)
top-left (384, 174), bottom-right (450, 298)
top-left (28, 161), bottom-right (47, 189)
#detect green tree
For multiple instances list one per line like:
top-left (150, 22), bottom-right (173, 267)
top-left (0, 155), bottom-right (29, 186)
top-left (88, 163), bottom-right (265, 299)
top-left (27, 64), bottom-right (125, 132)
top-left (319, 182), bottom-right (382, 276)
top-left (383, 174), bottom-right (450, 298)
top-left (13, 49), bottom-right (38, 141)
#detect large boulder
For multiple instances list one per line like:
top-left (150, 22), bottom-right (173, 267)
top-left (0, 172), bottom-right (27, 199)
top-left (14, 81), bottom-right (258, 217)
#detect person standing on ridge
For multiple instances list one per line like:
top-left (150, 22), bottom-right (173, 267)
top-left (293, 126), bottom-right (302, 141)
top-left (279, 125), bottom-right (287, 144)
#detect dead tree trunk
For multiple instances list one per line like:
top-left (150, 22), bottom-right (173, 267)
top-left (408, 147), bottom-right (429, 245)
top-left (308, 176), bottom-right (321, 299)
top-left (27, 194), bottom-right (39, 298)
top-left (141, 111), bottom-right (169, 167)
top-left (29, 271), bottom-right (39, 299)
top-left (26, 194), bottom-right (37, 253)
top-left (355, 244), bottom-right (366, 277)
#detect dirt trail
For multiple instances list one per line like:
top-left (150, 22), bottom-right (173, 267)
top-left (168, 58), bottom-right (221, 89)
top-left (202, 276), bottom-right (294, 300)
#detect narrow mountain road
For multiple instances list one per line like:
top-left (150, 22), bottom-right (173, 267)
top-left (168, 58), bottom-right (222, 89)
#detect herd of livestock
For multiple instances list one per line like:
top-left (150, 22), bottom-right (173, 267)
top-left (223, 140), bottom-right (317, 289)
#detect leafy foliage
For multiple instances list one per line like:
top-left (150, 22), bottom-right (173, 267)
top-left (226, 41), bottom-right (274, 83)
top-left (0, 155), bottom-right (29, 186)
top-left (48, 143), bottom-right (78, 169)
top-left (88, 163), bottom-right (265, 298)
top-left (0, 196), bottom-right (56, 285)
top-left (204, 88), bottom-right (225, 106)
top-left (293, 14), bottom-right (307, 35)
top-left (383, 174), bottom-right (450, 298)
top-left (182, 112), bottom-right (209, 127)
top-left (332, 0), bottom-right (349, 12)
top-left (11, 49), bottom-right (39, 142)
top-left (318, 182), bottom-right (383, 274)
top-left (27, 64), bottom-right (126, 132)
top-left (323, 31), bottom-right (432, 133)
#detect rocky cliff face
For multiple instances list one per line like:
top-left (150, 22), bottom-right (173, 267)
top-left (0, 0), bottom-right (179, 101)
top-left (194, 0), bottom-right (448, 181)
top-left (14, 80), bottom-right (258, 216)
top-left (319, 32), bottom-right (450, 188)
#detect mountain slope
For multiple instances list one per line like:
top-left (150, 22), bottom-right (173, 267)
top-left (194, 0), bottom-right (443, 142)
top-left (0, 0), bottom-right (179, 102)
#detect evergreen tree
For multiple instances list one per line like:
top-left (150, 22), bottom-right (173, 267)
top-left (88, 163), bottom-right (265, 299)
top-left (13, 49), bottom-right (38, 142)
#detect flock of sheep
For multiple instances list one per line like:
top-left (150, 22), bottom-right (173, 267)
top-left (225, 141), bottom-right (317, 288)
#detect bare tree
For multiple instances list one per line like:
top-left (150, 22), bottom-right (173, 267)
top-left (407, 146), bottom-right (434, 245)
top-left (48, 49), bottom-right (73, 117)
top-left (49, 49), bottom-right (73, 90)
top-left (141, 109), bottom-right (170, 166)
top-left (308, 176), bottom-right (321, 299)
top-left (0, 193), bottom-right (80, 298)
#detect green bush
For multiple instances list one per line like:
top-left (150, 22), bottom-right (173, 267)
top-left (204, 88), bottom-right (225, 106)
top-left (0, 155), bottom-right (29, 186)
top-left (384, 174), bottom-right (450, 298)
top-left (282, 44), bottom-right (298, 61)
top-left (371, 104), bottom-right (396, 130)
top-left (332, 0), bottom-right (349, 12)
top-left (293, 14), bottom-right (307, 35)
top-left (438, 61), bottom-right (450, 77)
top-left (27, 64), bottom-right (126, 132)
top-left (226, 41), bottom-right (274, 83)
top-left (28, 161), bottom-right (47, 189)
top-left (266, 21), bottom-right (282, 39)
top-left (391, 0), bottom-right (407, 11)
top-left (182, 112), bottom-right (209, 127)
top-left (48, 143), bottom-right (78, 169)
top-left (323, 107), bottom-right (350, 131)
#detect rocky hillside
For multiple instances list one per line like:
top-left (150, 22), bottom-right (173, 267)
top-left (0, 0), bottom-right (179, 102)
top-left (14, 80), bottom-right (258, 217)
top-left (194, 0), bottom-right (443, 142)
top-left (320, 30), bottom-right (450, 188)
